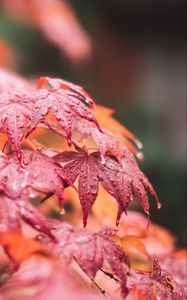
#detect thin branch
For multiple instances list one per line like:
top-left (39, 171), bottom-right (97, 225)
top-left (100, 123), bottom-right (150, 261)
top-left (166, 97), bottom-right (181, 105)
top-left (72, 257), bottom-right (108, 297)
top-left (40, 192), bottom-right (54, 203)
top-left (100, 269), bottom-right (120, 283)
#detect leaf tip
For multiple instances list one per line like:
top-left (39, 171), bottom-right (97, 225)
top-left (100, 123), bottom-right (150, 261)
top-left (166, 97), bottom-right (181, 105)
top-left (83, 215), bottom-right (88, 228)
top-left (37, 76), bottom-right (47, 89)
top-left (136, 151), bottom-right (144, 160)
top-left (157, 201), bottom-right (162, 210)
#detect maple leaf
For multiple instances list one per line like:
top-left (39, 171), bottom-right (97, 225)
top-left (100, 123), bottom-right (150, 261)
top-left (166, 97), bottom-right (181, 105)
top-left (0, 75), bottom-right (101, 157)
top-left (67, 104), bottom-right (144, 160)
top-left (0, 195), bottom-right (54, 240)
top-left (71, 113), bottom-right (142, 159)
top-left (0, 195), bottom-right (21, 233)
top-left (118, 211), bottom-right (175, 256)
top-left (0, 150), bottom-right (64, 203)
top-left (0, 150), bottom-right (65, 238)
top-left (118, 235), bottom-right (152, 272)
top-left (160, 251), bottom-right (187, 289)
top-left (37, 221), bottom-right (130, 297)
top-left (54, 147), bottom-right (160, 226)
top-left (37, 76), bottom-right (95, 106)
top-left (126, 258), bottom-right (186, 300)
top-left (120, 150), bottom-right (161, 216)
top-left (0, 257), bottom-right (108, 300)
top-left (93, 105), bottom-right (143, 159)
top-left (0, 91), bottom-right (34, 158)
top-left (27, 76), bottom-right (101, 145)
top-left (72, 117), bottom-right (125, 157)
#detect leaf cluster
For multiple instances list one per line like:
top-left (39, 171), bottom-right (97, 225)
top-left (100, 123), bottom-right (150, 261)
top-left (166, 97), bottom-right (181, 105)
top-left (0, 69), bottom-right (185, 300)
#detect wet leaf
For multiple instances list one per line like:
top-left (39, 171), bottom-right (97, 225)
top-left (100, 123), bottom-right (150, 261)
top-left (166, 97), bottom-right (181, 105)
top-left (27, 76), bottom-right (101, 145)
top-left (126, 259), bottom-right (186, 300)
top-left (0, 257), bottom-right (108, 300)
top-left (54, 147), bottom-right (160, 226)
top-left (38, 220), bottom-right (130, 297)
top-left (0, 150), bottom-right (65, 238)
top-left (93, 105), bottom-right (143, 159)
top-left (0, 91), bottom-right (34, 158)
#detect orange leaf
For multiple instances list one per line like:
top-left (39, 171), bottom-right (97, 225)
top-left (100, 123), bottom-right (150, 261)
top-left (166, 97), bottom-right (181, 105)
top-left (0, 232), bottom-right (48, 263)
top-left (116, 235), bottom-right (152, 272)
top-left (126, 286), bottom-right (157, 300)
top-left (118, 212), bottom-right (175, 256)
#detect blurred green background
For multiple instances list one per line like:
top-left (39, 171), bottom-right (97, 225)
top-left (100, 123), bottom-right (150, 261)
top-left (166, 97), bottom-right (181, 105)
top-left (0, 0), bottom-right (186, 245)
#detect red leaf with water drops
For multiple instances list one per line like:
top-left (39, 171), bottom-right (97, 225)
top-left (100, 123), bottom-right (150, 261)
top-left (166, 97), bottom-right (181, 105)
top-left (120, 150), bottom-right (161, 217)
top-left (0, 91), bottom-right (34, 158)
top-left (0, 150), bottom-right (65, 238)
top-left (37, 220), bottom-right (130, 298)
top-left (21, 150), bottom-right (65, 206)
top-left (160, 251), bottom-right (187, 289)
top-left (93, 105), bottom-right (143, 159)
top-left (0, 195), bottom-right (21, 233)
top-left (126, 259), bottom-right (186, 300)
top-left (0, 150), bottom-right (64, 203)
top-left (37, 76), bottom-right (95, 107)
top-left (27, 76), bottom-right (101, 145)
top-left (54, 147), bottom-right (160, 226)
top-left (0, 74), bottom-right (100, 156)
top-left (0, 195), bottom-right (54, 240)
top-left (72, 117), bottom-right (125, 157)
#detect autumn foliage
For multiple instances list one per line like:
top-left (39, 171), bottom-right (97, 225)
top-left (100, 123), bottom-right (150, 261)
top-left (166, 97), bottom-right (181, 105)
top-left (0, 68), bottom-right (186, 300)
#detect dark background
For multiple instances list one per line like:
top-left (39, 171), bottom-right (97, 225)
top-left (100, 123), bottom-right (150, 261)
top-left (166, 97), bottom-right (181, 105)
top-left (0, 0), bottom-right (186, 245)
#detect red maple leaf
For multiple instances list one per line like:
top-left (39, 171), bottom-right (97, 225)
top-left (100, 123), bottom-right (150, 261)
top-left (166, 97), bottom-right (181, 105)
top-left (37, 76), bottom-right (95, 106)
top-left (92, 105), bottom-right (143, 159)
top-left (54, 147), bottom-right (160, 226)
top-left (37, 220), bottom-right (130, 298)
top-left (71, 117), bottom-right (125, 157)
top-left (0, 150), bottom-right (65, 238)
top-left (0, 91), bottom-right (34, 158)
top-left (27, 76), bottom-right (101, 144)
top-left (0, 195), bottom-right (21, 232)
top-left (0, 195), bottom-right (54, 240)
top-left (160, 252), bottom-right (187, 289)
top-left (0, 75), bottom-right (101, 158)
top-left (126, 259), bottom-right (186, 300)
top-left (0, 150), bottom-right (64, 202)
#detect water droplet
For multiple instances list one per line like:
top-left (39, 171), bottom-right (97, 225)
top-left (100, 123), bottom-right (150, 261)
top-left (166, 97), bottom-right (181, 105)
top-left (60, 208), bottom-right (65, 215)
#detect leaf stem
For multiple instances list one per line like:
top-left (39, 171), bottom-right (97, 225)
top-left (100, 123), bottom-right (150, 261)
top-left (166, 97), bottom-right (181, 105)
top-left (100, 269), bottom-right (120, 283)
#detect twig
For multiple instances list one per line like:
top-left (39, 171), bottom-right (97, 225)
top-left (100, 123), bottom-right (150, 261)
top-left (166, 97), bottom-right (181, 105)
top-left (100, 269), bottom-right (120, 283)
